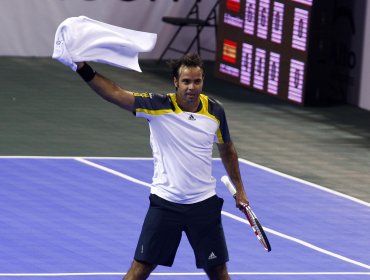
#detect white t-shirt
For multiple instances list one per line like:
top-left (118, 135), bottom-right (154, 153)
top-left (134, 93), bottom-right (231, 204)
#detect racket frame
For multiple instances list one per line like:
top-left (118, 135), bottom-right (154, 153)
top-left (221, 175), bottom-right (271, 252)
top-left (242, 204), bottom-right (271, 252)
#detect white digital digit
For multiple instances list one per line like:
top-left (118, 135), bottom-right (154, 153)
top-left (267, 52), bottom-right (280, 95)
top-left (292, 8), bottom-right (309, 51)
top-left (244, 0), bottom-right (256, 35)
top-left (288, 59), bottom-right (305, 103)
top-left (253, 48), bottom-right (266, 90)
top-left (240, 43), bottom-right (254, 86)
top-left (257, 0), bottom-right (270, 39)
top-left (271, 2), bottom-right (284, 44)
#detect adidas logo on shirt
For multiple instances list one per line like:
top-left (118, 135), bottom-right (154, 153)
top-left (208, 252), bottom-right (217, 260)
top-left (188, 114), bottom-right (196, 121)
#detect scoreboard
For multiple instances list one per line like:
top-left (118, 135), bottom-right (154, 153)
top-left (215, 0), bottom-right (318, 105)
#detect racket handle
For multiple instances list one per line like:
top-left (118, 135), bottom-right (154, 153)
top-left (221, 175), bottom-right (237, 197)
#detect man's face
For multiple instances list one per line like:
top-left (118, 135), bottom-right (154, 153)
top-left (174, 66), bottom-right (204, 111)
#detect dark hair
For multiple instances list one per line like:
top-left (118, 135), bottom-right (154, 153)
top-left (169, 53), bottom-right (205, 79)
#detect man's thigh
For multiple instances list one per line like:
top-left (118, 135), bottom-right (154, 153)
top-left (134, 195), bottom-right (183, 266)
top-left (185, 195), bottom-right (229, 269)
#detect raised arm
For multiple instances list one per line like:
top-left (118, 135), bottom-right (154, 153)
top-left (217, 141), bottom-right (249, 208)
top-left (76, 62), bottom-right (135, 112)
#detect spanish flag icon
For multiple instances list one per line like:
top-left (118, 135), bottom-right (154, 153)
top-left (223, 39), bottom-right (237, 64)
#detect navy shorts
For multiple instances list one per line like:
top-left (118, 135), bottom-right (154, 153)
top-left (134, 194), bottom-right (229, 268)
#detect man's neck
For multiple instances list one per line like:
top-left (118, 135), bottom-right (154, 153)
top-left (176, 97), bottom-right (201, 112)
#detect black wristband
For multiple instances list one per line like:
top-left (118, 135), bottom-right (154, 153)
top-left (77, 63), bottom-right (96, 82)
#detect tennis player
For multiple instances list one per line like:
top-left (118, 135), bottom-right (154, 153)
top-left (75, 53), bottom-right (249, 280)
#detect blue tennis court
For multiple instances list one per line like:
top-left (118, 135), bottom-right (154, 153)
top-left (0, 157), bottom-right (369, 279)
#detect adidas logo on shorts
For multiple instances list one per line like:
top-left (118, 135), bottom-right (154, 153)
top-left (208, 252), bottom-right (217, 260)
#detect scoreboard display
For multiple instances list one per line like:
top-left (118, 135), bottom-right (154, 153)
top-left (215, 0), bottom-right (315, 105)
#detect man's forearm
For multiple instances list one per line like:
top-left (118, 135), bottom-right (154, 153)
top-left (219, 142), bottom-right (245, 194)
top-left (76, 62), bottom-right (135, 112)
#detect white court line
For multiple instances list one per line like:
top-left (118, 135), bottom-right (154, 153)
top-left (74, 158), bottom-right (151, 188)
top-left (1, 272), bottom-right (370, 277)
top-left (73, 158), bottom-right (370, 270)
top-left (0, 156), bottom-right (152, 160)
top-left (221, 211), bottom-right (370, 269)
top-left (236, 158), bottom-right (370, 207)
top-left (1, 156), bottom-right (369, 207)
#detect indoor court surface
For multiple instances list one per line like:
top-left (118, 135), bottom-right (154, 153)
top-left (2, 0), bottom-right (370, 278)
top-left (1, 156), bottom-right (369, 280)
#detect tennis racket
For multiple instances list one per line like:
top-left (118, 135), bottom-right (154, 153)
top-left (221, 175), bottom-right (271, 252)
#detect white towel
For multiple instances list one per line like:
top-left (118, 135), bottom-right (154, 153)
top-left (52, 16), bottom-right (157, 72)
